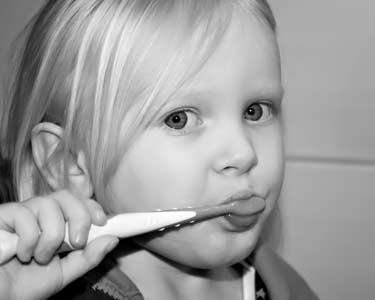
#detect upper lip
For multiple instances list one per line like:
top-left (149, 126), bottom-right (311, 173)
top-left (220, 189), bottom-right (266, 217)
top-left (223, 189), bottom-right (256, 204)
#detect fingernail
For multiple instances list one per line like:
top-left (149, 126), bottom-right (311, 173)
top-left (74, 231), bottom-right (87, 247)
top-left (96, 210), bottom-right (107, 224)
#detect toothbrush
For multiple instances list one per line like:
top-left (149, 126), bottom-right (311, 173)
top-left (0, 197), bottom-right (265, 264)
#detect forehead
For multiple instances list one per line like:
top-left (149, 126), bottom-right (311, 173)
top-left (183, 11), bottom-right (281, 99)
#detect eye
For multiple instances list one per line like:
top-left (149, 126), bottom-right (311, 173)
top-left (244, 102), bottom-right (273, 122)
top-left (163, 109), bottom-right (201, 131)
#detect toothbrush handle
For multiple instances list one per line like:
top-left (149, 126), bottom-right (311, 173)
top-left (0, 210), bottom-right (196, 265)
top-left (0, 226), bottom-right (81, 265)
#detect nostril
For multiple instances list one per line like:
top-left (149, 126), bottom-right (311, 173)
top-left (219, 152), bottom-right (258, 175)
top-left (223, 166), bottom-right (235, 171)
top-left (212, 133), bottom-right (258, 175)
top-left (221, 165), bottom-right (242, 176)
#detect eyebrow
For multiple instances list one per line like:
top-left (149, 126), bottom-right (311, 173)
top-left (170, 85), bottom-right (285, 104)
top-left (162, 90), bottom-right (214, 109)
top-left (253, 85), bottom-right (285, 102)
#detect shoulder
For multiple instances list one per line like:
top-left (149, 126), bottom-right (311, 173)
top-left (250, 240), bottom-right (320, 300)
top-left (50, 257), bottom-right (144, 300)
top-left (49, 276), bottom-right (114, 300)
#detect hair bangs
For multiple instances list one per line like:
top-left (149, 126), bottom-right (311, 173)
top-left (83, 0), bottom-right (235, 203)
top-left (2, 0), bottom-right (277, 202)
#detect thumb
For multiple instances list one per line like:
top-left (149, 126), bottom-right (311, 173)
top-left (59, 235), bottom-right (119, 288)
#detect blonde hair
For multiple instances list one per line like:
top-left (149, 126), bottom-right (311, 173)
top-left (0, 0), bottom-right (276, 204)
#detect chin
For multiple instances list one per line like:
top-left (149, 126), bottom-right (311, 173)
top-left (137, 225), bottom-right (262, 269)
top-left (161, 239), bottom-right (258, 270)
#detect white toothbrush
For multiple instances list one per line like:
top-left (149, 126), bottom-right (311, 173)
top-left (0, 210), bottom-right (195, 264)
top-left (0, 196), bottom-right (266, 264)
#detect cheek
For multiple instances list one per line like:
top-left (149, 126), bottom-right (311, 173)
top-left (106, 132), bottom-right (209, 213)
top-left (253, 128), bottom-right (284, 206)
top-left (257, 125), bottom-right (284, 180)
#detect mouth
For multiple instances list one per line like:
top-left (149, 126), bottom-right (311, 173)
top-left (175, 190), bottom-right (266, 230)
top-left (147, 190), bottom-right (266, 234)
top-left (223, 190), bottom-right (266, 215)
top-left (221, 190), bottom-right (266, 230)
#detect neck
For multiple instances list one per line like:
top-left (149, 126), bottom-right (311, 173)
top-left (113, 241), bottom-right (243, 300)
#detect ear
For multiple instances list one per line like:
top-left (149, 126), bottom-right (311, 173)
top-left (31, 122), bottom-right (94, 198)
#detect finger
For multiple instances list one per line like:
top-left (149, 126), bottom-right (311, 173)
top-left (59, 236), bottom-right (119, 287)
top-left (0, 203), bottom-right (40, 262)
top-left (51, 190), bottom-right (92, 249)
top-left (28, 199), bottom-right (65, 264)
top-left (81, 198), bottom-right (107, 226)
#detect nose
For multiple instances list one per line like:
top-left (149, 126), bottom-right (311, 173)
top-left (212, 125), bottom-right (258, 176)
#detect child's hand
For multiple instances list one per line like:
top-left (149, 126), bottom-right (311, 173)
top-left (0, 190), bottom-right (119, 300)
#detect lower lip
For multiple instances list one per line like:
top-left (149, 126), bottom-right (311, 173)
top-left (224, 213), bottom-right (261, 231)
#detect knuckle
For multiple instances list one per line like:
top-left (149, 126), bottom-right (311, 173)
top-left (22, 230), bottom-right (40, 246)
top-left (33, 196), bottom-right (51, 208)
top-left (24, 195), bottom-right (44, 205)
top-left (17, 204), bottom-right (34, 218)
top-left (17, 231), bottom-right (39, 253)
top-left (23, 195), bottom-right (55, 211)
top-left (72, 208), bottom-right (92, 225)
top-left (41, 228), bottom-right (63, 246)
top-left (55, 189), bottom-right (72, 198)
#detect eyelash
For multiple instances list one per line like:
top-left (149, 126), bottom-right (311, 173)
top-left (162, 101), bottom-right (277, 135)
top-left (244, 101), bottom-right (276, 124)
top-left (162, 108), bottom-right (202, 135)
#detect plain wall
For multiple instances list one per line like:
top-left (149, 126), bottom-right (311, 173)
top-left (1, 1), bottom-right (374, 299)
top-left (270, 1), bottom-right (375, 299)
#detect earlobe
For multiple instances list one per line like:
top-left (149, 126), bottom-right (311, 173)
top-left (31, 122), bottom-right (93, 197)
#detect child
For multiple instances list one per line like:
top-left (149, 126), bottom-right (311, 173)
top-left (0, 0), bottom-right (319, 299)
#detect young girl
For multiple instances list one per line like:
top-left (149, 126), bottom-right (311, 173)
top-left (0, 0), bottom-right (319, 299)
